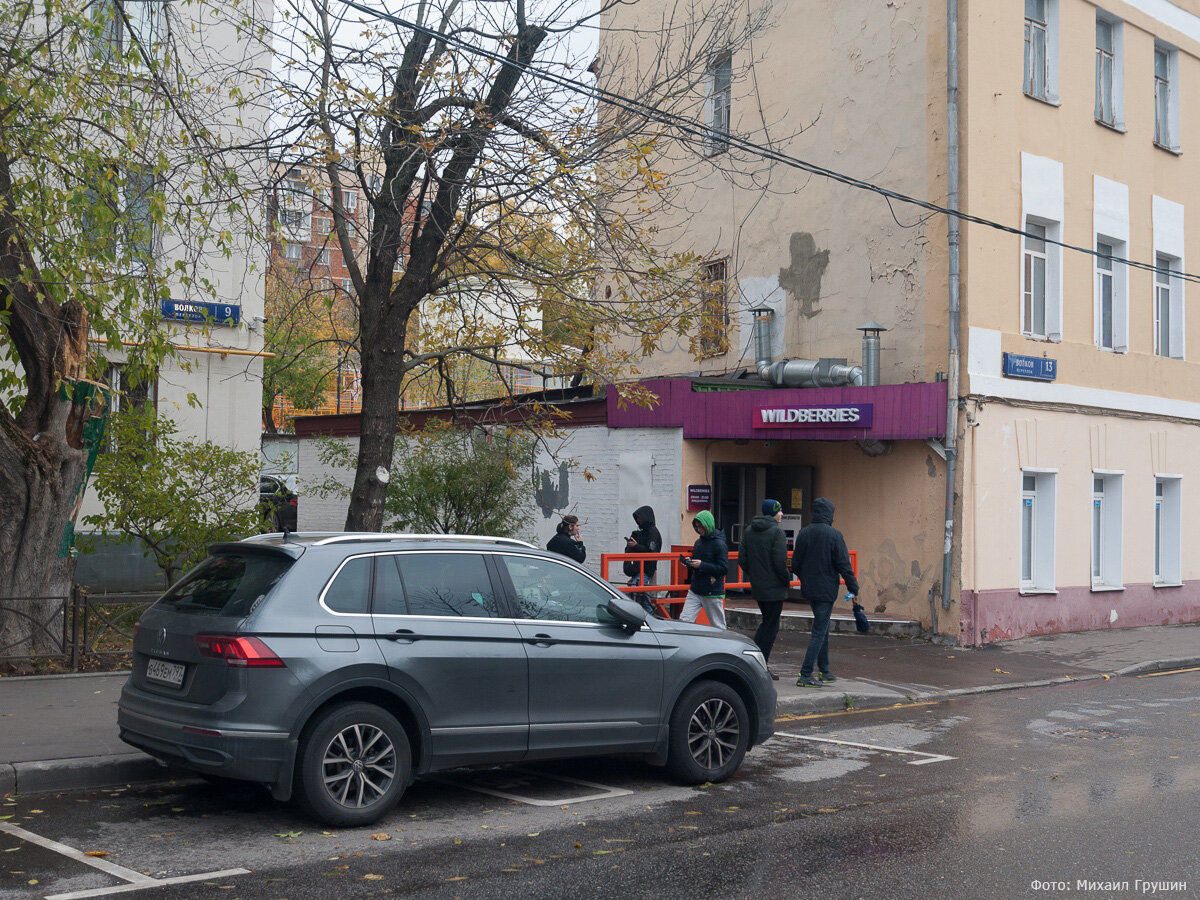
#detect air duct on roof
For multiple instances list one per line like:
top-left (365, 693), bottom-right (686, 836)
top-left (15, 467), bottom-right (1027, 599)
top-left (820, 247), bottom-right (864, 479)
top-left (752, 309), bottom-right (864, 388)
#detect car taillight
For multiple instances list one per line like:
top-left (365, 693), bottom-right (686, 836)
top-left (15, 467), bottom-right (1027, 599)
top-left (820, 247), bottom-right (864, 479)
top-left (194, 635), bottom-right (286, 668)
top-left (287, 497), bottom-right (298, 507)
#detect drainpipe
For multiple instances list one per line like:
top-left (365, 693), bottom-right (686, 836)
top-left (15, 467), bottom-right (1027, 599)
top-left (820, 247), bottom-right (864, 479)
top-left (940, 0), bottom-right (962, 631)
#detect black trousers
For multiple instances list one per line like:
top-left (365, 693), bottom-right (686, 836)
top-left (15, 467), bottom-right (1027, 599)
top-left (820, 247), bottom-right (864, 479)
top-left (753, 599), bottom-right (784, 661)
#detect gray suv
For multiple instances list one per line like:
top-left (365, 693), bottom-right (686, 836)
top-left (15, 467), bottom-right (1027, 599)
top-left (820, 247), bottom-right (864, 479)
top-left (118, 533), bottom-right (776, 826)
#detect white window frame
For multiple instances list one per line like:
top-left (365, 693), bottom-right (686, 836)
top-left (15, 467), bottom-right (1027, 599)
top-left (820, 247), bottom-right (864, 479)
top-left (1093, 176), bottom-right (1129, 353)
top-left (1095, 242), bottom-right (1115, 350)
top-left (703, 53), bottom-right (732, 156)
top-left (1091, 471), bottom-right (1123, 590)
top-left (1023, 222), bottom-right (1049, 339)
top-left (1021, 154), bottom-right (1063, 342)
top-left (315, 247), bottom-right (330, 266)
top-left (1094, 13), bottom-right (1124, 129)
top-left (1152, 196), bottom-right (1185, 360)
top-left (343, 190), bottom-right (357, 212)
top-left (1154, 42), bottom-right (1180, 153)
top-left (1020, 469), bottom-right (1057, 593)
top-left (284, 242), bottom-right (302, 261)
top-left (1154, 476), bottom-right (1182, 586)
top-left (1024, 0), bottom-right (1059, 103)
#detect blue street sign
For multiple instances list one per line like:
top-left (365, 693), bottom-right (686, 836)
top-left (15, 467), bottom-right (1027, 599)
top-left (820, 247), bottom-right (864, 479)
top-left (1002, 352), bottom-right (1057, 382)
top-left (160, 299), bottom-right (241, 326)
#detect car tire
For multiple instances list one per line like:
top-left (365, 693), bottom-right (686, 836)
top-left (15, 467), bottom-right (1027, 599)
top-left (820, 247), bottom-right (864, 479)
top-left (665, 681), bottom-right (749, 784)
top-left (295, 702), bottom-right (411, 827)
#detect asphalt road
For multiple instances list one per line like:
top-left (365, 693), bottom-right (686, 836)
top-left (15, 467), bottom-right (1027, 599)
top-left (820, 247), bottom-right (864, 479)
top-left (3, 670), bottom-right (1198, 900)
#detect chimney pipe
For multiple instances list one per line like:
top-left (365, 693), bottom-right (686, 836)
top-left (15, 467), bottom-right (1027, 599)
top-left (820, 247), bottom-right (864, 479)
top-left (857, 321), bottom-right (887, 387)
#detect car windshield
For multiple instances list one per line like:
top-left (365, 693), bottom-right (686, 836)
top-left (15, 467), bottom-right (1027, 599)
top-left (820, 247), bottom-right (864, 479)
top-left (157, 552), bottom-right (293, 618)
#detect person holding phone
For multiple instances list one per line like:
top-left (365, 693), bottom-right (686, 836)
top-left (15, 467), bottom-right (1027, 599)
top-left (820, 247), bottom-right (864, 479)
top-left (680, 510), bottom-right (728, 629)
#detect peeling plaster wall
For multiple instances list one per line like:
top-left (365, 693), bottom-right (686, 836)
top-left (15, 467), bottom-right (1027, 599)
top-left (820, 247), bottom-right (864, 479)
top-left (601, 0), bottom-right (944, 385)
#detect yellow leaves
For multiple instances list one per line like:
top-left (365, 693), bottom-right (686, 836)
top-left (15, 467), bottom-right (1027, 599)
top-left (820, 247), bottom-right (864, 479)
top-left (83, 850), bottom-right (109, 858)
top-left (993, 668), bottom-right (1010, 675)
top-left (362, 873), bottom-right (384, 880)
top-left (370, 833), bottom-right (391, 841)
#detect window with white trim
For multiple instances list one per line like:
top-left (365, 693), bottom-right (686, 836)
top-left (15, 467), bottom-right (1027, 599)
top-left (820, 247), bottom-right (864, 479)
top-left (1154, 477), bottom-right (1181, 585)
top-left (1091, 473), bottom-right (1123, 589)
top-left (1024, 0), bottom-right (1058, 102)
top-left (1022, 220), bottom-right (1060, 339)
top-left (1154, 253), bottom-right (1183, 359)
top-left (704, 54), bottom-right (732, 156)
top-left (343, 190), bottom-right (357, 212)
top-left (1094, 239), bottom-right (1127, 351)
top-left (315, 247), bottom-right (330, 266)
top-left (1154, 43), bottom-right (1180, 152)
top-left (1095, 14), bottom-right (1124, 128)
top-left (1020, 471), bottom-right (1056, 592)
top-left (284, 242), bottom-right (302, 261)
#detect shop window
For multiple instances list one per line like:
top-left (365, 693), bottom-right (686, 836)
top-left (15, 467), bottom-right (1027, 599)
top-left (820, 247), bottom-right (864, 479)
top-left (1020, 470), bottom-right (1056, 593)
top-left (1154, 477), bottom-right (1181, 586)
top-left (1091, 473), bottom-right (1123, 590)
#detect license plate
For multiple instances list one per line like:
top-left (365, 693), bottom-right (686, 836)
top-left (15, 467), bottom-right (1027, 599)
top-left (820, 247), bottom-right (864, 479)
top-left (145, 657), bottom-right (186, 687)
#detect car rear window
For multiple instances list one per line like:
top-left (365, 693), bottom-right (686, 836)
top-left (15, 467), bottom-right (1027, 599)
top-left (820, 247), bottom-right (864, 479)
top-left (156, 552), bottom-right (293, 618)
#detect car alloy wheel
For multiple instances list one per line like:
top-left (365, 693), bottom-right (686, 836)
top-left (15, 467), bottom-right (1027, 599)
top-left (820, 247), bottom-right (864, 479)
top-left (296, 702), bottom-right (411, 826)
top-left (686, 696), bottom-right (740, 771)
top-left (321, 722), bottom-right (397, 808)
top-left (666, 681), bottom-right (749, 784)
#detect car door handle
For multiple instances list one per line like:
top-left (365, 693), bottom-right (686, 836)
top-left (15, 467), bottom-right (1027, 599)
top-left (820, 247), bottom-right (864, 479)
top-left (526, 633), bottom-right (556, 647)
top-left (386, 629), bottom-right (419, 643)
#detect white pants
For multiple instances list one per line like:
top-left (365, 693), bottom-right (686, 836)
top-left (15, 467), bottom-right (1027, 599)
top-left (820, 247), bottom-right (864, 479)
top-left (681, 589), bottom-right (726, 629)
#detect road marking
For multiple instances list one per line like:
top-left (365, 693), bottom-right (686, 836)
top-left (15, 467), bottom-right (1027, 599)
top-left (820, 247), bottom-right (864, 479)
top-left (776, 700), bottom-right (942, 723)
top-left (772, 731), bottom-right (957, 765)
top-left (0, 821), bottom-right (249, 900)
top-left (1136, 666), bottom-right (1200, 678)
top-left (432, 767), bottom-right (633, 806)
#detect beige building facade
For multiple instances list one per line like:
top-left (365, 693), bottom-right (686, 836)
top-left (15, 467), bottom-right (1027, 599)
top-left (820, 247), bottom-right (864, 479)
top-left (599, 0), bottom-right (1200, 642)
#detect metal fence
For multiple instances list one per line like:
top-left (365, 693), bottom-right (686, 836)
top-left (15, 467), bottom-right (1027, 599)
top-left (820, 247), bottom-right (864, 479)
top-left (0, 589), bottom-right (156, 670)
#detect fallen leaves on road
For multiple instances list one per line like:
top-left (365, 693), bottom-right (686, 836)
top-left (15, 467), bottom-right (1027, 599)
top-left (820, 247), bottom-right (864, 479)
top-left (371, 833), bottom-right (391, 841)
top-left (83, 851), bottom-right (109, 858)
top-left (993, 668), bottom-right (1010, 674)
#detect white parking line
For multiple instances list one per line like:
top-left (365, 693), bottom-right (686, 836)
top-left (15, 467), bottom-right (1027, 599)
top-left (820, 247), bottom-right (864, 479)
top-left (0, 821), bottom-right (249, 900)
top-left (773, 732), bottom-right (957, 765)
top-left (433, 767), bottom-right (633, 806)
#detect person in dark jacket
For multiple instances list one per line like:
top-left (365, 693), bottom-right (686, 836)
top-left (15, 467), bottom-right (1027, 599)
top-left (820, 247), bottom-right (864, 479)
top-left (790, 497), bottom-right (859, 686)
top-left (680, 509), bottom-right (728, 629)
top-left (546, 514), bottom-right (586, 563)
top-left (740, 499), bottom-right (792, 678)
top-left (624, 506), bottom-right (662, 613)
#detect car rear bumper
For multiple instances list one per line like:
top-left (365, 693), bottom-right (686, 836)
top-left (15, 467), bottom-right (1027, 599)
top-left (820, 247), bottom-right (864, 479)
top-left (118, 693), bottom-right (290, 785)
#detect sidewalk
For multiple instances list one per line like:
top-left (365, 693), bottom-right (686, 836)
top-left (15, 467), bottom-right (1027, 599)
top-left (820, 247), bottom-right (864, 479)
top-left (2, 622), bottom-right (1198, 797)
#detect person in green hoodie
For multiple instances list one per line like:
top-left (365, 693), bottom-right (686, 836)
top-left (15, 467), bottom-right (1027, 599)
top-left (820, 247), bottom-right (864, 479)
top-left (680, 509), bottom-right (728, 629)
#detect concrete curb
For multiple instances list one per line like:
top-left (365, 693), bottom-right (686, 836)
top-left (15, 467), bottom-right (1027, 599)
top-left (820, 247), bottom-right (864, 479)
top-left (1, 753), bottom-right (175, 796)
top-left (1113, 657), bottom-right (1200, 677)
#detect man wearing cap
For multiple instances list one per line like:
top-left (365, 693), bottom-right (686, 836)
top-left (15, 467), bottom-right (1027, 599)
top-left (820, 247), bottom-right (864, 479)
top-left (739, 499), bottom-right (792, 679)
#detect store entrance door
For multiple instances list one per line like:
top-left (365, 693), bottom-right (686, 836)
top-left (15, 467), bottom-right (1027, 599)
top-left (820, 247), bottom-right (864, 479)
top-left (712, 464), bottom-right (813, 552)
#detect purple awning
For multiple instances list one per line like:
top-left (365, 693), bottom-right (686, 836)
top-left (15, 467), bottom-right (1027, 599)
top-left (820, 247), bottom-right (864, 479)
top-left (606, 379), bottom-right (946, 441)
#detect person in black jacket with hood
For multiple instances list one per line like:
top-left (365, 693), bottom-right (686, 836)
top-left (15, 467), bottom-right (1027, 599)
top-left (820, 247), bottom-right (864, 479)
top-left (546, 514), bottom-right (586, 563)
top-left (740, 499), bottom-right (792, 677)
top-left (791, 497), bottom-right (859, 686)
top-left (624, 506), bottom-right (661, 613)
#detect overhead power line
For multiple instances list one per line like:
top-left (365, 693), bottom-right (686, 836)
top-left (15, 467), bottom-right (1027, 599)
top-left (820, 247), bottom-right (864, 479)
top-left (336, 0), bottom-right (1200, 287)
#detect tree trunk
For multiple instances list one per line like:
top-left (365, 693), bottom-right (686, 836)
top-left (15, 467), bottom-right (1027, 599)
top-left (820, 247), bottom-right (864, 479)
top-left (0, 414), bottom-right (86, 659)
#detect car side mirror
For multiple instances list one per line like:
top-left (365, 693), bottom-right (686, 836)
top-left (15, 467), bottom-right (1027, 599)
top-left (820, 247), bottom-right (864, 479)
top-left (602, 596), bottom-right (647, 632)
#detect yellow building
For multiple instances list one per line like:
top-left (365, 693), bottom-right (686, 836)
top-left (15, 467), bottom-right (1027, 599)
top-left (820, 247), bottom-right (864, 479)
top-left (599, 0), bottom-right (1200, 642)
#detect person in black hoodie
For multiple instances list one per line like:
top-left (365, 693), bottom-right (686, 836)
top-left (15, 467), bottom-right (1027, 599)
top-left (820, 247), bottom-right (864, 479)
top-left (546, 514), bottom-right (586, 563)
top-left (740, 499), bottom-right (792, 677)
top-left (790, 497), bottom-right (859, 686)
top-left (624, 506), bottom-right (662, 613)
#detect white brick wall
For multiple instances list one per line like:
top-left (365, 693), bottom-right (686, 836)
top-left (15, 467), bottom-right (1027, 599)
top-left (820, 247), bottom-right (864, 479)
top-left (294, 426), bottom-right (684, 584)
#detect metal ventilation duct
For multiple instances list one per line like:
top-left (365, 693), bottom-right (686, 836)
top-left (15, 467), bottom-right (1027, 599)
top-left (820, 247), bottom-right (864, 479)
top-left (753, 309), bottom-right (864, 388)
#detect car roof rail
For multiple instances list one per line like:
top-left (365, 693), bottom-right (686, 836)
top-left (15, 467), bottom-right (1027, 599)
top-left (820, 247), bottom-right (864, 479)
top-left (241, 532), bottom-right (344, 543)
top-left (311, 533), bottom-right (536, 549)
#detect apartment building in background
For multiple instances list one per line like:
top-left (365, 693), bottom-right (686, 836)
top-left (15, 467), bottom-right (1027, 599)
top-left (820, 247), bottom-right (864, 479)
top-left (74, 0), bottom-right (271, 590)
top-left (586, 0), bottom-right (1200, 643)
